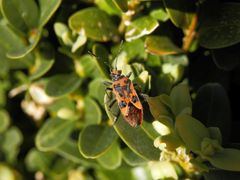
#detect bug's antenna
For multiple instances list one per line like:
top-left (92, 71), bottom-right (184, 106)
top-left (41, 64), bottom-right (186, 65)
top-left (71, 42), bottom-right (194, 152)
top-left (114, 40), bottom-right (124, 70)
top-left (88, 51), bottom-right (111, 70)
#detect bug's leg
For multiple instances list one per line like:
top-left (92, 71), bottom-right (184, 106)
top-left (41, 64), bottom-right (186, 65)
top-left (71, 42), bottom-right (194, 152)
top-left (113, 109), bottom-right (120, 124)
top-left (126, 72), bottom-right (132, 78)
top-left (133, 83), bottom-right (142, 93)
top-left (103, 81), bottom-right (112, 86)
top-left (107, 98), bottom-right (116, 110)
top-left (139, 93), bottom-right (148, 102)
top-left (105, 87), bottom-right (113, 99)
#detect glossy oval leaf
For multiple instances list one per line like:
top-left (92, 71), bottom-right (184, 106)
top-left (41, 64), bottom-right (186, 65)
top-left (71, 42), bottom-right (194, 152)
top-left (38, 0), bottom-right (62, 27)
top-left (54, 139), bottom-right (96, 165)
top-left (211, 46), bottom-right (240, 71)
top-left (88, 78), bottom-right (106, 107)
top-left (170, 83), bottom-right (192, 116)
top-left (25, 148), bottom-right (54, 172)
top-left (1, 0), bottom-right (39, 32)
top-left (45, 73), bottom-right (82, 97)
top-left (206, 148), bottom-right (240, 171)
top-left (199, 3), bottom-right (240, 49)
top-left (29, 47), bottom-right (55, 80)
top-left (2, 127), bottom-right (23, 163)
top-left (176, 114), bottom-right (210, 151)
top-left (145, 35), bottom-right (182, 55)
top-left (146, 95), bottom-right (174, 121)
top-left (105, 94), bottom-right (159, 161)
top-left (0, 109), bottom-right (10, 133)
top-left (122, 148), bottom-right (147, 166)
top-left (112, 0), bottom-right (128, 12)
top-left (36, 118), bottom-right (75, 151)
top-left (69, 7), bottom-right (118, 42)
top-left (192, 83), bottom-right (231, 143)
top-left (125, 16), bottom-right (159, 42)
top-left (7, 29), bottom-right (42, 59)
top-left (79, 125), bottom-right (117, 158)
top-left (162, 0), bottom-right (195, 29)
top-left (83, 97), bottom-right (102, 125)
top-left (95, 0), bottom-right (121, 16)
top-left (97, 141), bottom-right (122, 169)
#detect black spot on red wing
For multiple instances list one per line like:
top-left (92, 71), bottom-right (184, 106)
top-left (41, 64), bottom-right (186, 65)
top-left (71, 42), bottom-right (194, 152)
top-left (119, 101), bottom-right (127, 108)
top-left (132, 95), bottom-right (139, 103)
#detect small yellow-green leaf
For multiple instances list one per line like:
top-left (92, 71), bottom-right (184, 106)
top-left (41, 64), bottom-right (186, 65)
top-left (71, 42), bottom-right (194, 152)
top-left (36, 118), bottom-right (75, 151)
top-left (162, 0), bottom-right (195, 29)
top-left (97, 141), bottom-right (121, 169)
top-left (170, 83), bottom-right (192, 116)
top-left (176, 114), bottom-right (210, 151)
top-left (79, 125), bottom-right (117, 158)
top-left (2, 127), bottom-right (23, 163)
top-left (145, 35), bottom-right (182, 55)
top-left (25, 148), bottom-right (54, 172)
top-left (125, 16), bottom-right (159, 42)
top-left (30, 46), bottom-right (55, 80)
top-left (112, 0), bottom-right (128, 12)
top-left (0, 109), bottom-right (10, 133)
top-left (45, 73), bottom-right (82, 97)
top-left (69, 7), bottom-right (118, 42)
top-left (7, 29), bottom-right (42, 59)
top-left (38, 0), bottom-right (62, 27)
top-left (150, 9), bottom-right (169, 22)
top-left (146, 95), bottom-right (173, 121)
top-left (206, 148), bottom-right (240, 171)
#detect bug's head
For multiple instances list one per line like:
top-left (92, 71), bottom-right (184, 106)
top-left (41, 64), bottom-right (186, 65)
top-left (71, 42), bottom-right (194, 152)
top-left (110, 69), bottom-right (122, 81)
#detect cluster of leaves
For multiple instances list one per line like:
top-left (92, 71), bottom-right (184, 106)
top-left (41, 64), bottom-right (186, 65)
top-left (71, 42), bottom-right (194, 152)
top-left (0, 0), bottom-right (240, 179)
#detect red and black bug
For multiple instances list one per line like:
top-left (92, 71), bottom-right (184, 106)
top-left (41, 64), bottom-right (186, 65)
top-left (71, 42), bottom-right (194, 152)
top-left (104, 67), bottom-right (143, 127)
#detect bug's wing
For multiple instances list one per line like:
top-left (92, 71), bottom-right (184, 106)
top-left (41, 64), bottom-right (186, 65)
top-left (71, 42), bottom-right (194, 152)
top-left (123, 103), bottom-right (143, 127)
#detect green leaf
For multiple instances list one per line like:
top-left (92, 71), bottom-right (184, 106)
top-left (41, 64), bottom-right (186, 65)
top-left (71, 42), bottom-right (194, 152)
top-left (83, 97), bottom-right (102, 125)
top-left (0, 109), bottom-right (10, 133)
top-left (25, 148), bottom-right (54, 172)
top-left (2, 127), bottom-right (23, 163)
top-left (69, 7), bottom-right (118, 42)
top-left (95, 0), bottom-right (121, 16)
top-left (170, 83), bottom-right (192, 116)
top-left (199, 3), bottom-right (240, 49)
top-left (88, 78), bottom-right (106, 107)
top-left (97, 141), bottom-right (121, 169)
top-left (150, 8), bottom-right (169, 22)
top-left (36, 118), bottom-right (75, 151)
top-left (125, 16), bottom-right (159, 41)
top-left (79, 125), bottom-right (117, 158)
top-left (29, 45), bottom-right (55, 80)
top-left (0, 20), bottom-right (33, 63)
top-left (7, 29), bottom-right (42, 59)
top-left (112, 0), bottom-right (128, 12)
top-left (145, 35), bottom-right (182, 55)
top-left (38, 0), bottom-right (62, 27)
top-left (75, 55), bottom-right (103, 78)
top-left (92, 43), bottom-right (111, 79)
top-left (105, 94), bottom-right (159, 161)
top-left (122, 148), bottom-right (147, 166)
top-left (193, 83), bottom-right (231, 143)
top-left (146, 95), bottom-right (174, 122)
top-left (45, 73), bottom-right (82, 97)
top-left (211, 46), bottom-right (240, 71)
top-left (1, 0), bottom-right (39, 32)
top-left (176, 114), bottom-right (210, 151)
top-left (162, 0), bottom-right (195, 29)
top-left (54, 139), bottom-right (96, 165)
top-left (206, 148), bottom-right (240, 171)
